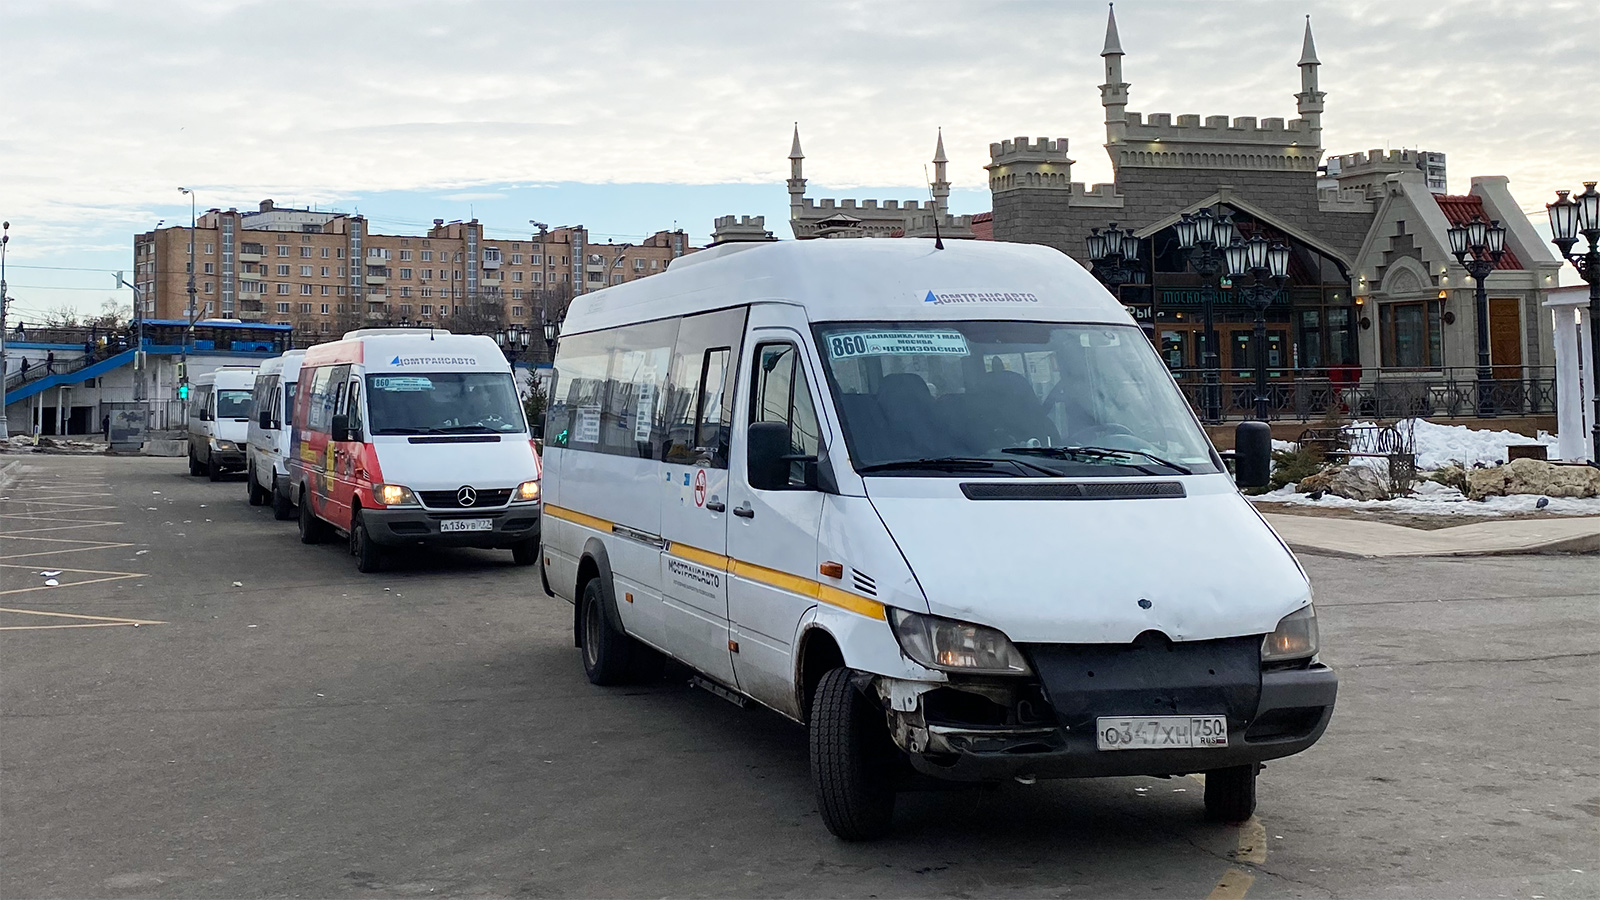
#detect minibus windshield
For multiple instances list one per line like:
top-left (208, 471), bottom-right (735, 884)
top-left (365, 372), bottom-right (527, 435)
top-left (216, 390), bottom-right (253, 420)
top-left (814, 321), bottom-right (1218, 476)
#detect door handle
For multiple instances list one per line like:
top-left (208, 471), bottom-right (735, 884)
top-left (705, 500), bottom-right (726, 512)
top-left (733, 504), bottom-right (755, 519)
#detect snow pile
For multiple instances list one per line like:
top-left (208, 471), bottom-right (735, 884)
top-left (1401, 418), bottom-right (1556, 469)
top-left (1253, 480), bottom-right (1600, 518)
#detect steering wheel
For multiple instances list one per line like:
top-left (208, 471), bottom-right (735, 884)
top-left (1075, 422), bottom-right (1135, 442)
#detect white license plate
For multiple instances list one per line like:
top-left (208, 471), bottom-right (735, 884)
top-left (1096, 715), bottom-right (1229, 750)
top-left (440, 518), bottom-right (493, 533)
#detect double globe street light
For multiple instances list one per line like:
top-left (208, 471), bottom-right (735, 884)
top-left (1224, 235), bottom-right (1292, 421)
top-left (1175, 208), bottom-right (1239, 423)
top-left (1547, 182), bottom-right (1600, 464)
top-left (1085, 223), bottom-right (1143, 291)
top-left (1445, 215), bottom-right (1508, 417)
top-left (496, 323), bottom-right (531, 364)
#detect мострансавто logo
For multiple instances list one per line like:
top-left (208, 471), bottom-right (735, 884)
top-left (389, 355), bottom-right (478, 366)
top-left (923, 290), bottom-right (1040, 305)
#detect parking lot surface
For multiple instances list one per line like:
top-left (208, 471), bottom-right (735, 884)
top-left (2, 454), bottom-right (1596, 898)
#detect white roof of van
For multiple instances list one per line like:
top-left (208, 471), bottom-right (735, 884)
top-left (561, 239), bottom-right (1133, 335)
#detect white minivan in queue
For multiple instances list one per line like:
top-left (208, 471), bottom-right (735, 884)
top-left (539, 239), bottom-right (1335, 840)
top-left (187, 366), bottom-right (258, 481)
top-left (246, 349), bottom-right (305, 519)
top-left (288, 328), bottom-right (542, 573)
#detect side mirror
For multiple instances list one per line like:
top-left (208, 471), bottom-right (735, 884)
top-left (1234, 421), bottom-right (1273, 489)
top-left (199, 410), bottom-right (213, 422)
top-left (258, 410), bottom-right (271, 429)
top-left (330, 413), bottom-right (352, 443)
top-left (748, 421), bottom-right (818, 491)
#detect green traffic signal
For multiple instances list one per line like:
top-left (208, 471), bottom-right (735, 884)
top-left (177, 384), bottom-right (190, 400)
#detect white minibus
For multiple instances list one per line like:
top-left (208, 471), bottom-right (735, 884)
top-left (187, 366), bottom-right (258, 481)
top-left (288, 328), bottom-right (542, 573)
top-left (246, 350), bottom-right (305, 519)
top-left (540, 239), bottom-right (1336, 840)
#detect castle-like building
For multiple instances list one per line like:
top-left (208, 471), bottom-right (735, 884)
top-left (987, 8), bottom-right (1562, 404)
top-left (784, 127), bottom-right (975, 240)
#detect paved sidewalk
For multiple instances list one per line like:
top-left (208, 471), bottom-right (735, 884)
top-left (1262, 512), bottom-right (1600, 557)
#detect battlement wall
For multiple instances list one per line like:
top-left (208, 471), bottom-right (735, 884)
top-left (1121, 112), bottom-right (1315, 146)
top-left (799, 198), bottom-right (937, 213)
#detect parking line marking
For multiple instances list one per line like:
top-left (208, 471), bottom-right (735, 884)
top-left (0, 542), bottom-right (136, 560)
top-left (1233, 817), bottom-right (1267, 864)
top-left (0, 606), bottom-right (164, 630)
top-left (1206, 868), bottom-right (1256, 900)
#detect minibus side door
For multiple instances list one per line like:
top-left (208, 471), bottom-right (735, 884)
top-left (325, 366), bottom-right (360, 529)
top-left (727, 325), bottom-right (827, 717)
top-left (658, 308), bottom-right (746, 688)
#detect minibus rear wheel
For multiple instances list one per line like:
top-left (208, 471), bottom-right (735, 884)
top-left (1203, 764), bottom-right (1259, 822)
top-left (809, 668), bottom-right (896, 841)
top-left (271, 477), bottom-right (295, 520)
top-left (247, 465), bottom-right (268, 506)
top-left (578, 577), bottom-right (633, 685)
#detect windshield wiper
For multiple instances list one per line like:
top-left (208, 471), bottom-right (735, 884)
top-left (857, 457), bottom-right (1035, 476)
top-left (431, 424), bottom-right (504, 434)
top-left (373, 426), bottom-right (448, 435)
top-left (1001, 445), bottom-right (1194, 476)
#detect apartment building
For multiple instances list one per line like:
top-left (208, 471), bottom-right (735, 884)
top-left (132, 200), bottom-right (696, 343)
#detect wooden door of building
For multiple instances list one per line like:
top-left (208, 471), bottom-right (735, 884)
top-left (1489, 297), bottom-right (1522, 379)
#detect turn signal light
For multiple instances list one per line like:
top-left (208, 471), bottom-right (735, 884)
top-left (819, 561), bottom-right (844, 579)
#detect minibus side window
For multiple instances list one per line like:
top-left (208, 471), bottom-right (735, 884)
top-left (345, 381), bottom-right (364, 436)
top-left (750, 342), bottom-right (821, 487)
top-left (305, 367), bottom-right (335, 433)
top-left (663, 307), bottom-right (746, 469)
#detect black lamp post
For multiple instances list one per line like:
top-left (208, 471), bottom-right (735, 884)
top-left (1175, 207), bottom-right (1237, 422)
top-left (1446, 215), bottom-right (1507, 417)
top-left (1547, 181), bottom-right (1600, 465)
top-left (497, 323), bottom-right (530, 365)
top-left (541, 314), bottom-right (561, 360)
top-left (1225, 235), bottom-right (1291, 421)
top-left (1086, 223), bottom-right (1144, 291)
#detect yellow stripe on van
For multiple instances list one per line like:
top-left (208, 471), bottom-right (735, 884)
top-left (544, 505), bottom-right (885, 621)
top-left (542, 504), bottom-right (615, 535)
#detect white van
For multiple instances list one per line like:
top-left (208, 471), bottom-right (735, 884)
top-left (187, 366), bottom-right (258, 481)
top-left (288, 328), bottom-right (542, 573)
top-left (246, 350), bottom-right (305, 519)
top-left (539, 239), bottom-right (1336, 840)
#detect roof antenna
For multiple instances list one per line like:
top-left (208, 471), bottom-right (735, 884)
top-left (924, 164), bottom-right (945, 250)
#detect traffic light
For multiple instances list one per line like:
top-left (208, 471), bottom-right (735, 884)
top-left (177, 383), bottom-right (190, 401)
top-left (175, 360), bottom-right (187, 381)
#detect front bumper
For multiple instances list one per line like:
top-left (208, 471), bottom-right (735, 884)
top-left (879, 637), bottom-right (1337, 782)
top-left (361, 505), bottom-right (540, 550)
top-left (211, 448), bottom-right (247, 468)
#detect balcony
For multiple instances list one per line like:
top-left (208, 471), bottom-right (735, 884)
top-left (239, 300), bottom-right (263, 312)
top-left (366, 267), bottom-right (389, 284)
top-left (480, 273), bottom-right (502, 286)
top-left (239, 243), bottom-right (264, 262)
top-left (481, 253), bottom-right (502, 270)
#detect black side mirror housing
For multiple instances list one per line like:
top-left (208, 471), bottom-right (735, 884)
top-left (1234, 420), bottom-right (1273, 489)
top-left (330, 414), bottom-right (352, 443)
top-left (259, 410), bottom-right (272, 429)
top-left (747, 422), bottom-right (792, 491)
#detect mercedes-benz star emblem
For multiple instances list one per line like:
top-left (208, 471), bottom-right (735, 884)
top-left (456, 486), bottom-right (477, 507)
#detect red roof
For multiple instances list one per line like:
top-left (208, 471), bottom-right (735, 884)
top-left (1433, 194), bottom-right (1522, 269)
top-left (971, 210), bottom-right (994, 241)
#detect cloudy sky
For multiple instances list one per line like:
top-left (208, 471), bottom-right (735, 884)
top-left (3, 0), bottom-right (1596, 319)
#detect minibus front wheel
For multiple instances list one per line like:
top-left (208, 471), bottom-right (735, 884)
top-left (1203, 763), bottom-right (1259, 823)
top-left (271, 476), bottom-right (295, 521)
top-left (809, 668), bottom-right (896, 841)
top-left (350, 510), bottom-right (387, 574)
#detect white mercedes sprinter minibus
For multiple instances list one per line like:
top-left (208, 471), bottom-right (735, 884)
top-left (540, 239), bottom-right (1335, 840)
top-left (246, 349), bottom-right (305, 519)
top-left (288, 328), bottom-right (542, 573)
top-left (187, 366), bottom-right (258, 481)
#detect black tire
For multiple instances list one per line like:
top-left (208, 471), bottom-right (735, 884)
top-left (207, 452), bottom-right (222, 482)
top-left (809, 667), bottom-right (897, 841)
top-left (271, 476), bottom-right (295, 521)
top-left (578, 577), bottom-right (633, 686)
top-left (188, 448), bottom-right (203, 476)
top-left (247, 466), bottom-right (268, 506)
top-left (1204, 764), bottom-right (1259, 823)
top-left (351, 510), bottom-right (386, 573)
top-left (511, 538), bottom-right (538, 566)
top-left (297, 489), bottom-right (328, 545)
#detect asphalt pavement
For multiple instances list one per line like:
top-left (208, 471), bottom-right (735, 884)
top-left (1, 454), bottom-right (1596, 899)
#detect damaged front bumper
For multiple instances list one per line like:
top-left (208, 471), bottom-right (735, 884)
top-left (875, 638), bottom-right (1337, 782)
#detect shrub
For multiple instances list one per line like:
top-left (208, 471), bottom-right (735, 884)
top-left (1268, 445), bottom-right (1327, 491)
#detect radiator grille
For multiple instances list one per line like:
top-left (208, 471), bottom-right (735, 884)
top-left (960, 481), bottom-right (1185, 501)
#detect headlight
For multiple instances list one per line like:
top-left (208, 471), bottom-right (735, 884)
top-left (514, 480), bottom-right (541, 502)
top-left (888, 608), bottom-right (1032, 675)
top-left (374, 483), bottom-right (419, 507)
top-left (1262, 604), bottom-right (1318, 662)
top-left (213, 439), bottom-right (237, 452)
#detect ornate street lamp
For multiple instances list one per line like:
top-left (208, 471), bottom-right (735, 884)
top-left (1225, 235), bottom-right (1291, 420)
top-left (497, 323), bottom-right (530, 364)
top-left (1175, 206), bottom-right (1238, 422)
top-left (1086, 222), bottom-right (1144, 291)
top-left (542, 315), bottom-right (561, 355)
top-left (1446, 214), bottom-right (1507, 416)
top-left (1548, 182), bottom-right (1600, 464)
